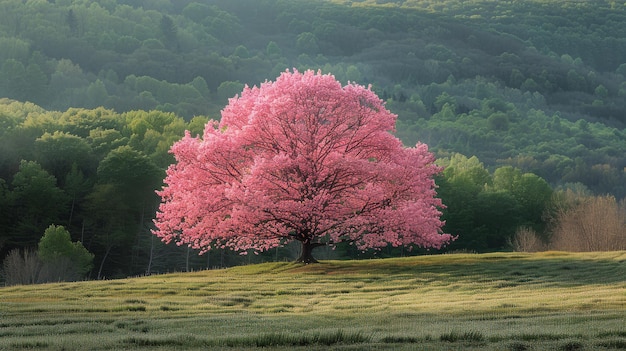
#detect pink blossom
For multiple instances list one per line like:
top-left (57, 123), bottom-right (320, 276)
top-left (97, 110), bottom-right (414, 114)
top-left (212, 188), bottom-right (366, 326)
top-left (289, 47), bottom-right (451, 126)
top-left (153, 69), bottom-right (453, 262)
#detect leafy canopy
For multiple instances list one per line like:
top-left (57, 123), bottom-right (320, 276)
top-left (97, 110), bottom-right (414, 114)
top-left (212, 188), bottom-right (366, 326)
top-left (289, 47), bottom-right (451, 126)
top-left (154, 69), bottom-right (452, 262)
top-left (38, 224), bottom-right (93, 277)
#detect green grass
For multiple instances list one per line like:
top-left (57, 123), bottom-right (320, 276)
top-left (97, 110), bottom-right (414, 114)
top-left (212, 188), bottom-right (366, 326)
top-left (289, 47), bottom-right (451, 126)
top-left (0, 251), bottom-right (624, 350)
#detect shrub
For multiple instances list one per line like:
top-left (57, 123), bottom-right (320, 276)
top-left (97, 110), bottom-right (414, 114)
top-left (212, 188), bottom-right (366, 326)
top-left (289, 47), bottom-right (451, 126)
top-left (38, 224), bottom-right (94, 281)
top-left (2, 248), bottom-right (43, 285)
top-left (511, 226), bottom-right (546, 252)
top-left (549, 195), bottom-right (626, 251)
top-left (1, 225), bottom-right (95, 285)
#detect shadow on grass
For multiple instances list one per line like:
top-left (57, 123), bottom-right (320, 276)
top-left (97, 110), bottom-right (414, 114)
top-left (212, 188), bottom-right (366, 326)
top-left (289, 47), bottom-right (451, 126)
top-left (279, 252), bottom-right (626, 287)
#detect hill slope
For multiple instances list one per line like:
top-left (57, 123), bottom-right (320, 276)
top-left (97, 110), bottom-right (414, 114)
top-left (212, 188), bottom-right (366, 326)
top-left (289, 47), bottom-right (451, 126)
top-left (1, 0), bottom-right (625, 196)
top-left (1, 252), bottom-right (624, 350)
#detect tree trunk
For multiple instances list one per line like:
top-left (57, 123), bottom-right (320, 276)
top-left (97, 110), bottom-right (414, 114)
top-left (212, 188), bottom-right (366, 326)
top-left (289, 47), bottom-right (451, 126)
top-left (97, 245), bottom-right (112, 280)
top-left (146, 234), bottom-right (154, 275)
top-left (295, 240), bottom-right (325, 264)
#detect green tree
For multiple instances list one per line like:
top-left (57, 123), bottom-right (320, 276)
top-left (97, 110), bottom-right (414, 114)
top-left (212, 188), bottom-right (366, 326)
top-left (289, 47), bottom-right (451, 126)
top-left (159, 14), bottom-right (178, 49)
top-left (232, 45), bottom-right (250, 59)
top-left (345, 65), bottom-right (362, 83)
top-left (439, 156), bottom-right (552, 251)
top-left (87, 128), bottom-right (128, 159)
top-left (115, 36), bottom-right (141, 54)
top-left (0, 179), bottom-right (9, 253)
top-left (441, 154), bottom-right (490, 192)
top-left (8, 160), bottom-right (68, 248)
top-left (38, 224), bottom-right (93, 280)
top-left (217, 80), bottom-right (244, 103)
top-left (567, 69), bottom-right (586, 91)
top-left (187, 116), bottom-right (209, 137)
top-left (434, 92), bottom-right (457, 112)
top-left (0, 59), bottom-right (28, 101)
top-left (492, 166), bottom-right (520, 192)
top-left (513, 173), bottom-right (553, 224)
top-left (90, 146), bottom-right (162, 276)
top-left (85, 183), bottom-right (133, 279)
top-left (59, 107), bottom-right (124, 138)
top-left (492, 166), bottom-right (553, 231)
top-left (66, 9), bottom-right (79, 37)
top-left (64, 163), bottom-right (92, 229)
top-left (296, 32), bottom-right (319, 55)
top-left (487, 112), bottom-right (509, 131)
top-left (23, 63), bottom-right (48, 104)
top-left (96, 146), bottom-right (162, 206)
top-left (34, 131), bottom-right (93, 185)
top-left (85, 79), bottom-right (108, 108)
top-left (594, 84), bottom-right (608, 99)
top-left (0, 37), bottom-right (30, 63)
top-left (190, 76), bottom-right (210, 98)
top-left (181, 2), bottom-right (212, 23)
top-left (48, 59), bottom-right (89, 108)
top-left (266, 41), bottom-right (282, 59)
top-left (437, 154), bottom-right (491, 251)
top-left (471, 190), bottom-right (521, 250)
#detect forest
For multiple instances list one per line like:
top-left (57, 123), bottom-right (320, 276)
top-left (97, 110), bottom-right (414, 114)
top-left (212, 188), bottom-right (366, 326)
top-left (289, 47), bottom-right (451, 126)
top-left (0, 0), bottom-right (625, 280)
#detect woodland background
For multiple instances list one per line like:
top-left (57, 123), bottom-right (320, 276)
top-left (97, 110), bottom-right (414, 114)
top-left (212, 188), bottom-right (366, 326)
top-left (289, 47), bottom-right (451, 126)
top-left (0, 0), bottom-right (625, 280)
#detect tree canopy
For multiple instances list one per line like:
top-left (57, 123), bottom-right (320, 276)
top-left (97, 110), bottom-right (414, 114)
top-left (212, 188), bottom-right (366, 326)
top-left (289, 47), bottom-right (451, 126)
top-left (154, 70), bottom-right (453, 262)
top-left (0, 0), bottom-right (623, 198)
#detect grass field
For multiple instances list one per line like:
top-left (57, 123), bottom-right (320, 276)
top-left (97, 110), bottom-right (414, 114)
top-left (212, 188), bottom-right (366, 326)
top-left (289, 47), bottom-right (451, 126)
top-left (0, 251), bottom-right (625, 350)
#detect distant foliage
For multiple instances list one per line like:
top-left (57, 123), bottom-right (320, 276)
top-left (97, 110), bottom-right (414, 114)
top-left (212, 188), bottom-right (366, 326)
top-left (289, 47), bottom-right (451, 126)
top-left (0, 0), bottom-right (623, 197)
top-left (436, 154), bottom-right (553, 252)
top-left (0, 100), bottom-right (232, 278)
top-left (549, 194), bottom-right (626, 252)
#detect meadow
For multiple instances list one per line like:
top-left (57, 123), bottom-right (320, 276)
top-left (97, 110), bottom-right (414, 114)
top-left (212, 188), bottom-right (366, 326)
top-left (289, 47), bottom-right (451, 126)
top-left (0, 251), bottom-right (624, 350)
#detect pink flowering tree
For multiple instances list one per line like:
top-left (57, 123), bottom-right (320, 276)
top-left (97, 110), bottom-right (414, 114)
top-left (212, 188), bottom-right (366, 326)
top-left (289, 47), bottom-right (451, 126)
top-left (153, 69), bottom-right (453, 263)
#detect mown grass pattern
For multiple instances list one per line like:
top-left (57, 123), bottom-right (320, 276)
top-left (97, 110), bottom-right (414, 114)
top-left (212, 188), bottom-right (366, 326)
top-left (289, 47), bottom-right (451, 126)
top-left (221, 330), bottom-right (370, 347)
top-left (121, 329), bottom-right (369, 348)
top-left (439, 331), bottom-right (485, 343)
top-left (0, 251), bottom-right (624, 350)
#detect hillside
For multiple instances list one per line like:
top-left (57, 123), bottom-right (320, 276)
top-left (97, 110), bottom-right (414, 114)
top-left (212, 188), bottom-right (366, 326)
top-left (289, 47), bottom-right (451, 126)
top-left (0, 0), bottom-right (625, 196)
top-left (1, 252), bottom-right (624, 350)
top-left (2, 0), bottom-right (626, 280)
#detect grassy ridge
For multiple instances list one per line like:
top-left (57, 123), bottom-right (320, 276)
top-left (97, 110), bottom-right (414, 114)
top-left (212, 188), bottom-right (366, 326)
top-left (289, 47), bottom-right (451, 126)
top-left (1, 251), bottom-right (625, 350)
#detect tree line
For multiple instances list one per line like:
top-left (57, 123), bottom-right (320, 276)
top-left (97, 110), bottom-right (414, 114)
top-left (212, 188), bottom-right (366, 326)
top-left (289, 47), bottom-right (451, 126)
top-left (0, 0), bottom-right (624, 198)
top-left (2, 100), bottom-right (623, 283)
top-left (0, 100), bottom-right (211, 279)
